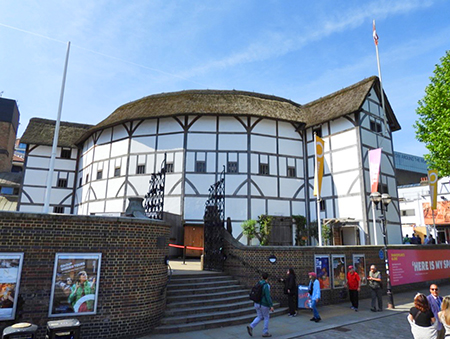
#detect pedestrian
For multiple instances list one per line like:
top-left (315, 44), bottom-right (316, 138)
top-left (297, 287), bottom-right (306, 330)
top-left (280, 268), bottom-right (297, 317)
top-left (367, 265), bottom-right (383, 312)
top-left (408, 293), bottom-right (437, 339)
top-left (308, 272), bottom-right (321, 322)
top-left (411, 234), bottom-right (419, 244)
top-left (438, 297), bottom-right (450, 337)
top-left (403, 234), bottom-right (411, 244)
top-left (345, 265), bottom-right (361, 311)
top-left (247, 272), bottom-right (274, 338)
top-left (428, 284), bottom-right (445, 339)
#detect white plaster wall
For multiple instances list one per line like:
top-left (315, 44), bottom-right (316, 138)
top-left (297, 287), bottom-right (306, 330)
top-left (127, 176), bottom-right (149, 196)
top-left (97, 129), bottom-right (112, 144)
top-left (50, 189), bottom-right (73, 204)
top-left (187, 133), bottom-right (216, 150)
top-left (90, 181), bottom-right (107, 200)
top-left (279, 138), bottom-right (302, 157)
top-left (331, 147), bottom-right (359, 173)
top-left (164, 197), bottom-right (181, 215)
top-left (335, 195), bottom-right (363, 219)
top-left (226, 198), bottom-right (248, 220)
top-left (24, 186), bottom-right (45, 202)
top-left (23, 168), bottom-right (48, 185)
top-left (251, 198), bottom-right (266, 218)
top-left (184, 197), bottom-right (207, 219)
top-left (218, 134), bottom-right (247, 150)
top-left (278, 121), bottom-right (301, 140)
top-left (28, 145), bottom-right (52, 157)
top-left (107, 178), bottom-right (126, 198)
top-left (166, 174), bottom-right (183, 195)
top-left (54, 159), bottom-right (77, 171)
top-left (251, 135), bottom-right (276, 154)
top-left (279, 178), bottom-right (303, 198)
top-left (252, 119), bottom-right (276, 135)
top-left (25, 156), bottom-right (49, 169)
top-left (104, 199), bottom-right (124, 213)
top-left (134, 120), bottom-right (157, 136)
top-left (189, 116), bottom-right (216, 132)
top-left (225, 175), bottom-right (247, 196)
top-left (20, 205), bottom-right (43, 213)
top-left (252, 176), bottom-right (277, 196)
top-left (239, 154), bottom-right (248, 173)
top-left (269, 156), bottom-right (277, 176)
top-left (185, 174), bottom-right (216, 194)
top-left (331, 129), bottom-right (357, 150)
top-left (111, 140), bottom-right (129, 158)
top-left (329, 116), bottom-right (355, 135)
top-left (291, 200), bottom-right (306, 216)
top-left (159, 117), bottom-right (183, 134)
top-left (268, 199), bottom-right (290, 216)
top-left (112, 125), bottom-right (129, 141)
top-left (218, 116), bottom-right (246, 132)
top-left (158, 133), bottom-right (184, 150)
top-left (333, 171), bottom-right (361, 196)
top-left (131, 136), bottom-right (156, 153)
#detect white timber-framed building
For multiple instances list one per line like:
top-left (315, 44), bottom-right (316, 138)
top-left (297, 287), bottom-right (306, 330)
top-left (19, 76), bottom-right (403, 245)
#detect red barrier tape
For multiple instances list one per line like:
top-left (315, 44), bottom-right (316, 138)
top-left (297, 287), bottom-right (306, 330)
top-left (169, 243), bottom-right (204, 251)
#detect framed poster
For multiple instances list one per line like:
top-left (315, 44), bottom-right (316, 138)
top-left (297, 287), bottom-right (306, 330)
top-left (49, 253), bottom-right (102, 317)
top-left (353, 254), bottom-right (366, 285)
top-left (0, 253), bottom-right (24, 321)
top-left (331, 254), bottom-right (346, 289)
top-left (314, 254), bottom-right (330, 290)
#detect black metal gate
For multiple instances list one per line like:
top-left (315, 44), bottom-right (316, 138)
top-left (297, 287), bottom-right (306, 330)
top-left (203, 167), bottom-right (225, 271)
top-left (144, 155), bottom-right (166, 220)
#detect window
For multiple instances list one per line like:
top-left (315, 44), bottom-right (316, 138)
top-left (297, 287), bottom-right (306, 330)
top-left (401, 209), bottom-right (415, 216)
top-left (53, 206), bottom-right (64, 214)
top-left (60, 148), bottom-right (71, 159)
top-left (196, 161), bottom-right (206, 173)
top-left (97, 170), bottom-right (103, 180)
top-left (370, 119), bottom-right (382, 133)
top-left (313, 127), bottom-right (322, 138)
top-left (259, 163), bottom-right (269, 175)
top-left (0, 187), bottom-right (14, 195)
top-left (319, 199), bottom-right (326, 211)
top-left (137, 164), bottom-right (146, 174)
top-left (166, 163), bottom-right (174, 173)
top-left (85, 174), bottom-right (89, 184)
top-left (287, 166), bottom-right (296, 178)
top-left (57, 178), bottom-right (68, 188)
top-left (227, 161), bottom-right (238, 173)
top-left (114, 167), bottom-right (121, 177)
top-left (379, 183), bottom-right (388, 194)
top-left (79, 177), bottom-right (82, 187)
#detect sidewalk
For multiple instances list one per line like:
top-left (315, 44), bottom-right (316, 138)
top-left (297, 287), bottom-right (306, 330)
top-left (143, 270), bottom-right (450, 339)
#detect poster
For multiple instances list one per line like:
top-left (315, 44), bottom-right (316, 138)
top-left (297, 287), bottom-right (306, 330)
top-left (0, 253), bottom-right (24, 321)
top-left (49, 253), bottom-right (101, 317)
top-left (331, 255), bottom-right (346, 289)
top-left (353, 254), bottom-right (366, 285)
top-left (388, 249), bottom-right (450, 286)
top-left (314, 255), bottom-right (330, 290)
top-left (297, 285), bottom-right (311, 309)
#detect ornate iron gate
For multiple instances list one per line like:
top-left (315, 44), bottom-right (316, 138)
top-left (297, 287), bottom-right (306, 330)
top-left (203, 167), bottom-right (225, 271)
top-left (144, 156), bottom-right (166, 220)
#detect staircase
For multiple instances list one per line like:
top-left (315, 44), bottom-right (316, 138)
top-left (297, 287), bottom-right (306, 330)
top-left (153, 272), bottom-right (288, 334)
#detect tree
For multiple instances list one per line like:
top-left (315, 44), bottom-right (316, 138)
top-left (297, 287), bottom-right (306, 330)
top-left (414, 50), bottom-right (450, 176)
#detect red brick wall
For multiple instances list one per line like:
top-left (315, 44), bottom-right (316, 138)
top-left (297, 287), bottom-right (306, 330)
top-left (222, 230), bottom-right (449, 306)
top-left (0, 211), bottom-right (170, 339)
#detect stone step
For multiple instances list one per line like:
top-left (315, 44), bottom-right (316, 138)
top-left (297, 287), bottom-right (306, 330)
top-left (166, 288), bottom-right (249, 302)
top-left (167, 279), bottom-right (240, 290)
top-left (169, 274), bottom-right (232, 284)
top-left (154, 306), bottom-right (289, 334)
top-left (165, 299), bottom-right (254, 316)
top-left (167, 284), bottom-right (245, 297)
top-left (166, 294), bottom-right (250, 309)
top-left (161, 302), bottom-right (281, 324)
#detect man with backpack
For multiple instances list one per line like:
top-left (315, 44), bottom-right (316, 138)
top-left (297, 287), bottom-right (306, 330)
top-left (247, 272), bottom-right (274, 337)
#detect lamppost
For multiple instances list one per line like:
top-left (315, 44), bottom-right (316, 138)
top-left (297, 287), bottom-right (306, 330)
top-left (370, 192), bottom-right (395, 309)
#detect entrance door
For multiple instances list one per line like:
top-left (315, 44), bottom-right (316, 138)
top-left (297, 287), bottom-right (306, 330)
top-left (184, 225), bottom-right (204, 257)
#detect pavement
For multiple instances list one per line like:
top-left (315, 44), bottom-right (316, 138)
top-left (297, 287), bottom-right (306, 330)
top-left (141, 260), bottom-right (450, 339)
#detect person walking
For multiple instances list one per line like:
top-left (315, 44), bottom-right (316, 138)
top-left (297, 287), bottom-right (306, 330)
top-left (345, 265), bottom-right (361, 311)
top-left (367, 265), bottom-right (383, 312)
top-left (280, 268), bottom-right (297, 317)
top-left (428, 284), bottom-right (445, 339)
top-left (247, 272), bottom-right (274, 338)
top-left (408, 293), bottom-right (437, 339)
top-left (438, 297), bottom-right (450, 337)
top-left (308, 272), bottom-right (321, 322)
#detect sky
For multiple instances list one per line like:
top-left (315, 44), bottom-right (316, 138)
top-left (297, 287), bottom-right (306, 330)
top-left (1, 0), bottom-right (449, 157)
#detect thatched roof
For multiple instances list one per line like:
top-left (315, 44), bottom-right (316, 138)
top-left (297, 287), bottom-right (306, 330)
top-left (0, 172), bottom-right (22, 187)
top-left (20, 118), bottom-right (93, 148)
top-left (302, 76), bottom-right (400, 131)
top-left (77, 90), bottom-right (305, 142)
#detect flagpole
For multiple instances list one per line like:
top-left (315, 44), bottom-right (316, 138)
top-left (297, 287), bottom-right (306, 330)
top-left (373, 20), bottom-right (388, 139)
top-left (43, 41), bottom-right (71, 213)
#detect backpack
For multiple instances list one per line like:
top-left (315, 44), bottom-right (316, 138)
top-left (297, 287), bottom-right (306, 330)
top-left (249, 281), bottom-right (266, 303)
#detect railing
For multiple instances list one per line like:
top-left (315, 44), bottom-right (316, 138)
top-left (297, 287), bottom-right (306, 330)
top-left (168, 243), bottom-right (204, 265)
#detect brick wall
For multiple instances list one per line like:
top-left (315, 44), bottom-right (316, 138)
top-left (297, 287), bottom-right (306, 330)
top-left (0, 211), bottom-right (170, 339)
top-left (222, 230), bottom-right (449, 307)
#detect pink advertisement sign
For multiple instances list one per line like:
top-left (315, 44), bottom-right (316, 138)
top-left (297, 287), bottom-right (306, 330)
top-left (388, 249), bottom-right (450, 286)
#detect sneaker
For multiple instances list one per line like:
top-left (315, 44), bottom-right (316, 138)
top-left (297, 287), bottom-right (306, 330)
top-left (354, 308), bottom-right (358, 312)
top-left (262, 334), bottom-right (272, 338)
top-left (378, 309), bottom-right (383, 312)
top-left (247, 325), bottom-right (253, 337)
top-left (292, 312), bottom-right (297, 317)
top-left (310, 317), bottom-right (316, 321)
top-left (314, 317), bottom-right (321, 322)
top-left (350, 306), bottom-right (355, 310)
top-left (370, 308), bottom-right (377, 312)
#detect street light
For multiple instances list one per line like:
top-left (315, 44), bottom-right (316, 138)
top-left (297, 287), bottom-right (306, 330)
top-left (370, 192), bottom-right (395, 309)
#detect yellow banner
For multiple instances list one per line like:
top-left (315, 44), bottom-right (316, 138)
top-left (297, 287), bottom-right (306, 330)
top-left (428, 170), bottom-right (438, 210)
top-left (313, 135), bottom-right (324, 197)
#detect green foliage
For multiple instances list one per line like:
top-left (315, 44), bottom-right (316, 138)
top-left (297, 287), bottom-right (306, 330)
top-left (241, 219), bottom-right (257, 242)
top-left (321, 222), bottom-right (332, 245)
top-left (241, 215), bottom-right (272, 246)
top-left (414, 50), bottom-right (450, 176)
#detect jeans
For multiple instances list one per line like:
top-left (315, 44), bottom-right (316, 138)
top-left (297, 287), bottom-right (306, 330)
top-left (250, 303), bottom-right (270, 334)
top-left (311, 299), bottom-right (320, 319)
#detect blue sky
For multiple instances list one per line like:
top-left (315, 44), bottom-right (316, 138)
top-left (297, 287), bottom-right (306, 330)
top-left (1, 0), bottom-right (449, 157)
